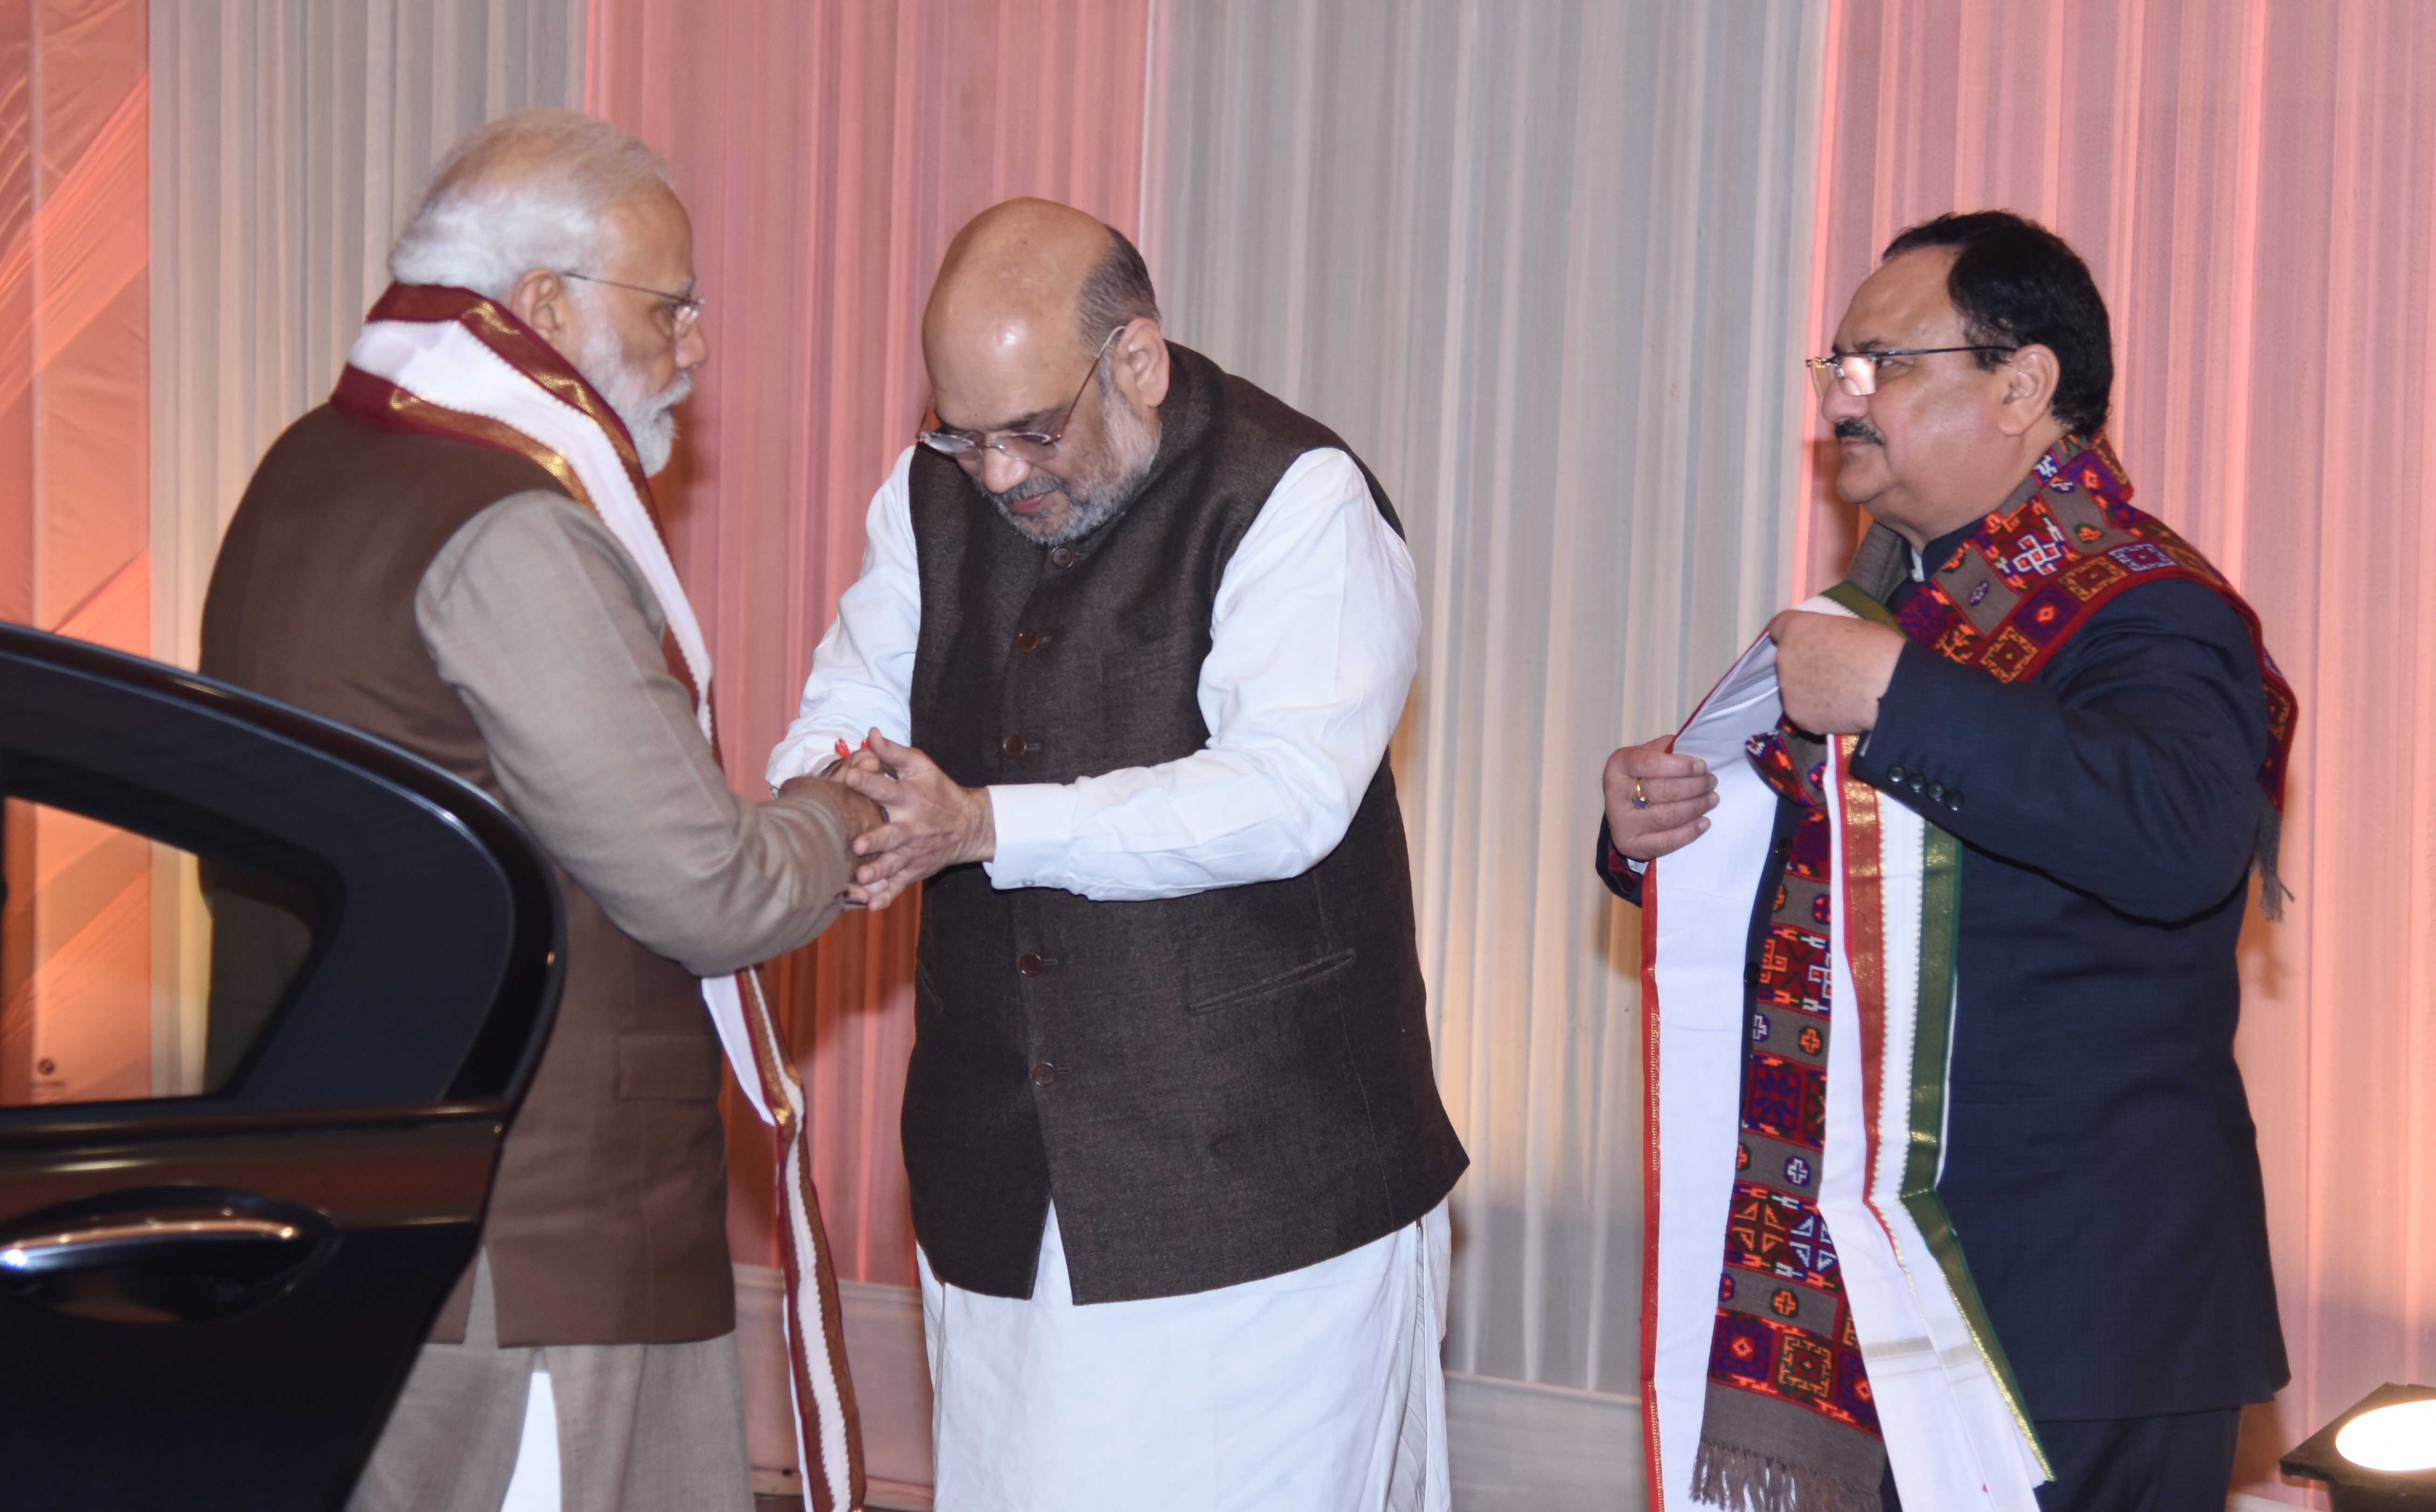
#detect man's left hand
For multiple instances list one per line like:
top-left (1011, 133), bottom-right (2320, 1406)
top-left (1767, 610), bottom-right (1906, 735)
top-left (839, 730), bottom-right (995, 910)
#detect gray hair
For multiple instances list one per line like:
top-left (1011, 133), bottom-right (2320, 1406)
top-left (1076, 225), bottom-right (1160, 347)
top-left (388, 109), bottom-right (672, 298)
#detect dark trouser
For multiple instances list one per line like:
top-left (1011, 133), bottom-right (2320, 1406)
top-left (1878, 1408), bottom-right (2242, 1512)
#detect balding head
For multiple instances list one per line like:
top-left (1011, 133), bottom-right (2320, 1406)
top-left (922, 199), bottom-right (1161, 415)
top-left (919, 198), bottom-right (1170, 545)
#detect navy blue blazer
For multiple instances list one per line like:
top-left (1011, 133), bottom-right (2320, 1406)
top-left (1601, 546), bottom-right (2289, 1423)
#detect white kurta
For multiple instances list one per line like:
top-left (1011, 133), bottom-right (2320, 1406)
top-left (920, 1203), bottom-right (1451, 1512)
top-left (770, 440), bottom-right (1440, 1504)
top-left (764, 444), bottom-right (1421, 897)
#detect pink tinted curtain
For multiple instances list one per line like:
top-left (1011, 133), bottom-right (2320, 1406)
top-left (583, 0), bottom-right (1151, 1287)
top-left (0, 0), bottom-right (147, 1106)
top-left (1801, 1), bottom-right (2436, 1498)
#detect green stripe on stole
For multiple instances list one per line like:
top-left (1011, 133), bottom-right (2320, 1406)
top-left (1820, 579), bottom-right (2051, 1478)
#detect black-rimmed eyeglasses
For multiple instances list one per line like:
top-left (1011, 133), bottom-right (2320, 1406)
top-left (559, 271), bottom-right (706, 337)
top-left (1805, 346), bottom-right (2017, 398)
top-left (919, 324), bottom-right (1127, 465)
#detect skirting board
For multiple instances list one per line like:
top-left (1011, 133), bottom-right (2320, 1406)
top-left (735, 1269), bottom-right (2307, 1511)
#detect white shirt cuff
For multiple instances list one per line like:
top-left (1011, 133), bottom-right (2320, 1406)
top-left (980, 783), bottom-right (1078, 890)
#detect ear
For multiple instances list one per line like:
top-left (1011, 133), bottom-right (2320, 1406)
top-left (506, 268), bottom-right (575, 350)
top-left (1111, 319), bottom-right (1171, 411)
top-left (1994, 342), bottom-right (2062, 437)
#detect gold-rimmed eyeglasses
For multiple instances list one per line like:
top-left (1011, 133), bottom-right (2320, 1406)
top-left (1805, 345), bottom-right (2017, 398)
top-left (559, 271), bottom-right (706, 338)
top-left (918, 324), bottom-right (1127, 465)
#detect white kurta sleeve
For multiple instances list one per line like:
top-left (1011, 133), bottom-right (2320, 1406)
top-left (985, 447), bottom-right (1419, 900)
top-left (765, 446), bottom-right (923, 786)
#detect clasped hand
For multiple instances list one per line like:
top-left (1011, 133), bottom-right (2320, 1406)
top-left (835, 730), bottom-right (995, 911)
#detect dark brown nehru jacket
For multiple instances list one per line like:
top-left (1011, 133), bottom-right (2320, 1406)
top-left (903, 343), bottom-right (1468, 1303)
top-left (201, 405), bottom-right (733, 1346)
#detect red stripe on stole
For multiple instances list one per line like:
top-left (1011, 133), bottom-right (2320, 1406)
top-left (1833, 742), bottom-right (1898, 1239)
top-left (1638, 865), bottom-right (1667, 1510)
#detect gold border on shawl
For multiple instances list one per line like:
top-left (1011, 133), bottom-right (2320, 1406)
top-left (357, 381), bottom-right (598, 510)
top-left (445, 297), bottom-right (663, 508)
top-left (1835, 740), bottom-right (1893, 1164)
top-left (369, 283), bottom-right (664, 514)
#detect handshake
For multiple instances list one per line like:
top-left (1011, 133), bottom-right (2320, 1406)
top-left (784, 729), bottom-right (994, 911)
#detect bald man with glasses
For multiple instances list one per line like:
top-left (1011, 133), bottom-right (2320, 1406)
top-left (767, 198), bottom-right (1467, 1512)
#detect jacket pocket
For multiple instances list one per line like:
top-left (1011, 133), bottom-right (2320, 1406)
top-left (614, 1033), bottom-right (725, 1100)
top-left (1185, 949), bottom-right (1357, 1015)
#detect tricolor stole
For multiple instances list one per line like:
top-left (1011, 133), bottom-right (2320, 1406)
top-left (1642, 595), bottom-right (2048, 1512)
top-left (334, 284), bottom-right (865, 1512)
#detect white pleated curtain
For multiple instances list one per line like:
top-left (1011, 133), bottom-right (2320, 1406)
top-left (1145, 0), bottom-right (1824, 1438)
top-left (149, 0), bottom-right (582, 674)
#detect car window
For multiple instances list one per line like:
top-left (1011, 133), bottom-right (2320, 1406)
top-left (2, 797), bottom-right (323, 1106)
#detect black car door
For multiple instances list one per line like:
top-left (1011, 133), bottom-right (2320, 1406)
top-left (0, 622), bottom-right (563, 1510)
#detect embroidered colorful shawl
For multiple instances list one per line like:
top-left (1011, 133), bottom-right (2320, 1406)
top-left (1871, 435), bottom-right (2296, 905)
top-left (334, 284), bottom-right (865, 1512)
top-left (1641, 437), bottom-right (2291, 1512)
top-left (1690, 725), bottom-right (1883, 1512)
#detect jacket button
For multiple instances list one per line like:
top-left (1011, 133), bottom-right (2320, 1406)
top-left (1928, 782), bottom-right (1945, 804)
top-left (1947, 790), bottom-right (1965, 812)
top-left (1030, 1061), bottom-right (1057, 1088)
top-left (1017, 952), bottom-right (1044, 977)
top-left (1908, 775), bottom-right (1926, 795)
top-left (1048, 546), bottom-right (1078, 569)
top-left (1001, 733), bottom-right (1029, 759)
top-left (1015, 628), bottom-right (1043, 653)
top-left (1886, 765), bottom-right (1907, 784)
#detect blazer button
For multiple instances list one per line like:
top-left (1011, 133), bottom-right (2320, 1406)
top-left (1946, 790), bottom-right (1965, 812)
top-left (1908, 775), bottom-right (1927, 795)
top-left (1030, 1061), bottom-right (1057, 1088)
top-left (1928, 782), bottom-right (1945, 804)
top-left (1887, 765), bottom-right (1907, 784)
top-left (1002, 733), bottom-right (1029, 759)
top-left (1017, 952), bottom-right (1044, 977)
top-left (1015, 628), bottom-right (1043, 653)
top-left (1048, 546), bottom-right (1078, 569)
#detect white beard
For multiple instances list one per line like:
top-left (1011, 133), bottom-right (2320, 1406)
top-left (574, 317), bottom-right (691, 477)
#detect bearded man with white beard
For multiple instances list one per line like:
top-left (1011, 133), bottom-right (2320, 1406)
top-left (767, 199), bottom-right (1467, 1512)
top-left (199, 111), bottom-right (877, 1512)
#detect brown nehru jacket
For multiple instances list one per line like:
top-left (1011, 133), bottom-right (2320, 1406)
top-left (202, 405), bottom-right (859, 1345)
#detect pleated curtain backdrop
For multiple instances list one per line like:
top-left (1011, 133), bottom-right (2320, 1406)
top-left (1807, 3), bottom-right (2436, 1499)
top-left (1146, 1), bottom-right (1825, 1493)
top-left (112, 1), bottom-right (2436, 1506)
top-left (0, 0), bottom-right (150, 1106)
top-left (149, 0), bottom-right (583, 675)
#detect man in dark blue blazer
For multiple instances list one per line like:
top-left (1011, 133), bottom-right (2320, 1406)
top-left (1599, 212), bottom-right (2289, 1512)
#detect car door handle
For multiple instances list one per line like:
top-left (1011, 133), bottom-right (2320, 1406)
top-left (0, 1191), bottom-right (333, 1324)
top-left (1, 1216), bottom-right (307, 1275)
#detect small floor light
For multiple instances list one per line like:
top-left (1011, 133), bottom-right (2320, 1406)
top-left (2282, 1384), bottom-right (2436, 1511)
